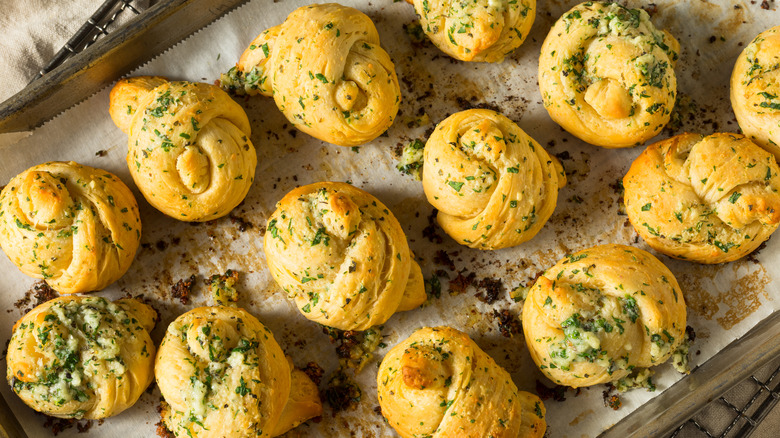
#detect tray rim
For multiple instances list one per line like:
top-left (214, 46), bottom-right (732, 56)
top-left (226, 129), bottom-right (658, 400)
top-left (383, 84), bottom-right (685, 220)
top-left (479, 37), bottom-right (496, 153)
top-left (0, 0), bottom-right (778, 437)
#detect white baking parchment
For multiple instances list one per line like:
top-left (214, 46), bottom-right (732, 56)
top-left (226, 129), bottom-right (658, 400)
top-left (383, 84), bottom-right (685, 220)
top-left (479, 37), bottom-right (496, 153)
top-left (0, 0), bottom-right (778, 437)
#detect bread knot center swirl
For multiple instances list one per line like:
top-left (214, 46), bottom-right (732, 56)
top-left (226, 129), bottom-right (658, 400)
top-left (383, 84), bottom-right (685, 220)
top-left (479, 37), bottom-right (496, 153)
top-left (18, 170), bottom-right (76, 229)
top-left (110, 77), bottom-right (257, 222)
top-left (664, 134), bottom-right (780, 228)
top-left (423, 109), bottom-right (565, 249)
top-left (186, 318), bottom-right (242, 363)
top-left (0, 162), bottom-right (141, 294)
top-left (264, 182), bottom-right (425, 331)
top-left (232, 3), bottom-right (401, 147)
top-left (400, 345), bottom-right (453, 391)
top-left (539, 2), bottom-right (679, 147)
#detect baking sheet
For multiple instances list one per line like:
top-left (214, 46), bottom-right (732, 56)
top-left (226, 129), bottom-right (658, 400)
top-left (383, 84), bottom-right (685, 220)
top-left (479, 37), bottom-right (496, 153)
top-left (0, 0), bottom-right (778, 437)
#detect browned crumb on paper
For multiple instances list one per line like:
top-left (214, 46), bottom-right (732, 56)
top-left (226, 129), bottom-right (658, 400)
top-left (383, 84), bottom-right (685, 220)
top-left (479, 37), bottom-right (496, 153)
top-left (228, 214), bottom-right (254, 232)
top-left (14, 281), bottom-right (57, 314)
top-left (324, 326), bottom-right (383, 372)
top-left (323, 370), bottom-right (362, 415)
top-left (422, 208), bottom-right (444, 244)
top-left (43, 416), bottom-right (92, 435)
top-left (156, 402), bottom-right (175, 438)
top-left (536, 380), bottom-right (579, 402)
top-left (492, 309), bottom-right (522, 338)
top-left (209, 270), bottom-right (239, 306)
top-left (433, 249), bottom-right (456, 271)
top-left (171, 275), bottom-right (196, 305)
top-left (449, 270), bottom-right (476, 296)
top-left (761, 1), bottom-right (772, 10)
top-left (302, 361), bottom-right (325, 386)
top-left (602, 385), bottom-right (622, 410)
top-left (155, 421), bottom-right (175, 438)
top-left (475, 277), bottom-right (503, 304)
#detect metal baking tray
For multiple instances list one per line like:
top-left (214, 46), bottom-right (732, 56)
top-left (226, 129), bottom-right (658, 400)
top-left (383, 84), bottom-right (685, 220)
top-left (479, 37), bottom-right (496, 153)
top-left (1, 1), bottom-right (778, 437)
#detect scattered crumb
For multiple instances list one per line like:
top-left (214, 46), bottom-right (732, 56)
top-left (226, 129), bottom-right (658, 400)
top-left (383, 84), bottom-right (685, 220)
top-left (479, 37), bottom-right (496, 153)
top-left (301, 362), bottom-right (325, 386)
top-left (492, 309), bottom-right (522, 337)
top-left (324, 326), bottom-right (383, 373)
top-left (14, 281), bottom-right (57, 314)
top-left (422, 209), bottom-right (444, 244)
top-left (323, 370), bottom-right (362, 414)
top-left (536, 380), bottom-right (576, 402)
top-left (228, 215), bottom-right (253, 232)
top-left (475, 277), bottom-right (502, 304)
top-left (449, 271), bottom-right (476, 295)
top-left (209, 270), bottom-right (239, 306)
top-left (433, 250), bottom-right (456, 271)
top-left (171, 275), bottom-right (196, 305)
top-left (424, 274), bottom-right (442, 301)
top-left (602, 385), bottom-right (622, 410)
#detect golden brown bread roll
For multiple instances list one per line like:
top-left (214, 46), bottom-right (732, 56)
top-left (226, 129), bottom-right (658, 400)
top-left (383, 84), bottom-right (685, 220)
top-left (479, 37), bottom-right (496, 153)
top-left (156, 306), bottom-right (322, 438)
top-left (624, 133), bottom-right (780, 264)
top-left (538, 2), bottom-right (679, 148)
top-left (522, 244), bottom-right (686, 388)
top-left (7, 296), bottom-right (157, 419)
top-left (731, 25), bottom-right (780, 160)
top-left (422, 109), bottom-right (566, 249)
top-left (221, 3), bottom-right (401, 147)
top-left (377, 326), bottom-right (546, 438)
top-left (263, 182), bottom-right (426, 331)
top-left (0, 161), bottom-right (141, 294)
top-left (407, 0), bottom-right (536, 62)
top-left (109, 76), bottom-right (257, 221)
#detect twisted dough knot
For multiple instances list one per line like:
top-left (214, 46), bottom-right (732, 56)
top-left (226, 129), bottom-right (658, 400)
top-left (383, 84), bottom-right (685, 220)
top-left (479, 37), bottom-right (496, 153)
top-left (624, 133), bottom-right (780, 264)
top-left (522, 244), bottom-right (686, 388)
top-left (422, 109), bottom-right (566, 250)
top-left (109, 76), bottom-right (257, 221)
top-left (156, 307), bottom-right (322, 438)
top-left (0, 161), bottom-right (141, 294)
top-left (264, 182), bottom-right (426, 331)
top-left (7, 296), bottom-right (157, 419)
top-left (731, 25), bottom-right (780, 160)
top-left (538, 2), bottom-right (679, 148)
top-left (228, 3), bottom-right (401, 146)
top-left (408, 0), bottom-right (536, 62)
top-left (377, 326), bottom-right (546, 438)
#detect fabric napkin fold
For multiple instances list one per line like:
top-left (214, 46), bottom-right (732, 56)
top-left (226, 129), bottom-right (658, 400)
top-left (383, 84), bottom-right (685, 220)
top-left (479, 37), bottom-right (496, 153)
top-left (0, 0), bottom-right (149, 104)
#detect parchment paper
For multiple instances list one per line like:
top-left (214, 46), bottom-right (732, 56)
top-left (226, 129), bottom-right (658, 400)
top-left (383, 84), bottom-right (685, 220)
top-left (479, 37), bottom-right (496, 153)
top-left (0, 0), bottom-right (778, 437)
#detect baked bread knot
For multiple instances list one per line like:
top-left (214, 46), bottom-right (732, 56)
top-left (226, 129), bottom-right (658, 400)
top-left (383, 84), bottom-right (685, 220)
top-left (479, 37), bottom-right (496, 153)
top-left (0, 161), bottom-right (141, 294)
top-left (422, 109), bottom-right (566, 249)
top-left (538, 1), bottom-right (679, 148)
top-left (377, 326), bottom-right (546, 438)
top-left (222, 3), bottom-right (401, 146)
top-left (731, 25), bottom-right (780, 160)
top-left (624, 133), bottom-right (780, 264)
top-left (7, 296), bottom-right (157, 419)
top-left (109, 76), bottom-right (257, 222)
top-left (407, 0), bottom-right (536, 62)
top-left (156, 307), bottom-right (322, 438)
top-left (522, 244), bottom-right (686, 388)
top-left (264, 182), bottom-right (426, 331)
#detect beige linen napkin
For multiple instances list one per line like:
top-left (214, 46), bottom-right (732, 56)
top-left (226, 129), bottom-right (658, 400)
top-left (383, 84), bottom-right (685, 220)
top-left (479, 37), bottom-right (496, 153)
top-left (0, 0), bottom-right (148, 104)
